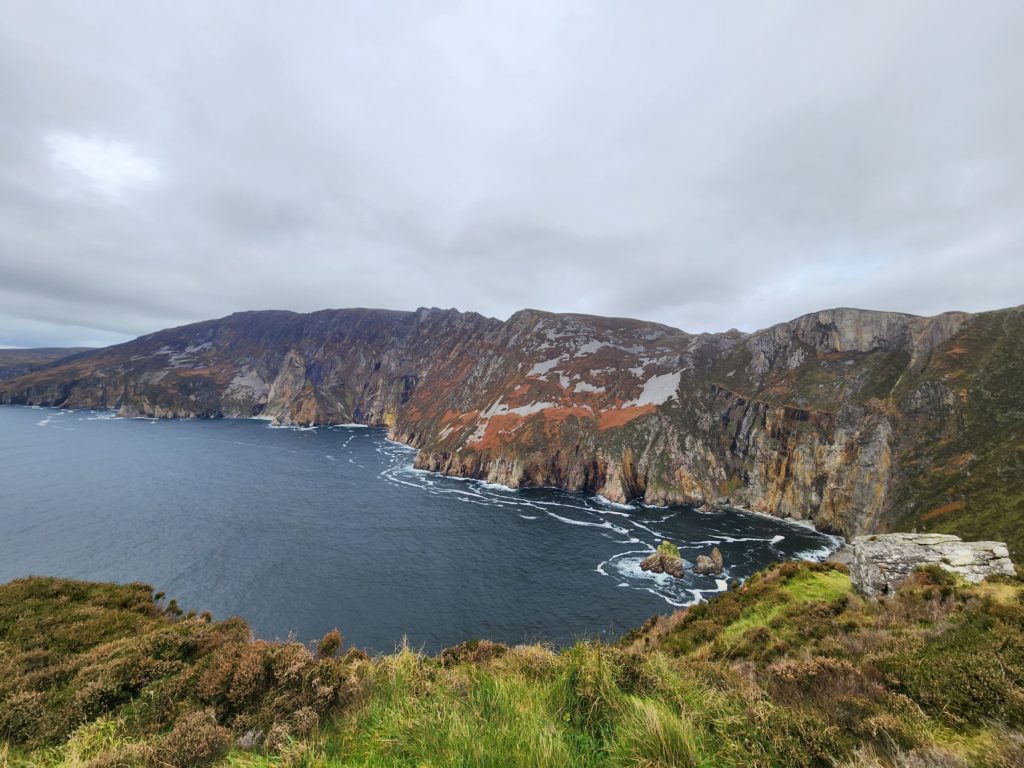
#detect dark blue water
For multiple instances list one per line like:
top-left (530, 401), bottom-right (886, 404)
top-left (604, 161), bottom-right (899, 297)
top-left (0, 406), bottom-right (839, 652)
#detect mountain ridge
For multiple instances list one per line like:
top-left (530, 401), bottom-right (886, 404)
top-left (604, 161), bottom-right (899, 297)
top-left (2, 303), bottom-right (1021, 553)
top-left (0, 346), bottom-right (95, 381)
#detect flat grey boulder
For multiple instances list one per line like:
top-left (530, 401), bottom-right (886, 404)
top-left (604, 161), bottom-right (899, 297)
top-left (848, 533), bottom-right (1015, 597)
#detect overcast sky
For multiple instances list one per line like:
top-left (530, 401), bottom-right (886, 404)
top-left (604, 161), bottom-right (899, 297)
top-left (2, 1), bottom-right (1023, 347)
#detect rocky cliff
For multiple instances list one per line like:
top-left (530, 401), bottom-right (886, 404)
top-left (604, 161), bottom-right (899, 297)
top-left (2, 304), bottom-right (1022, 551)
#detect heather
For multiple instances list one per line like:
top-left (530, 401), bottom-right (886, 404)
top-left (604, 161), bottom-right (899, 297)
top-left (3, 562), bottom-right (1023, 767)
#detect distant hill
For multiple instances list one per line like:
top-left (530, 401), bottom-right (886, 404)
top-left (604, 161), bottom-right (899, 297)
top-left (0, 347), bottom-right (94, 381)
top-left (1, 305), bottom-right (1021, 554)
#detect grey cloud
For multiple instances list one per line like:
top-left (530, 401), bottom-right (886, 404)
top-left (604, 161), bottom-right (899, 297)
top-left (0, 0), bottom-right (1022, 347)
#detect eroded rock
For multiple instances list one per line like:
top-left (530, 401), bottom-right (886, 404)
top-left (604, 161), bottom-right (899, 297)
top-left (640, 552), bottom-right (685, 578)
top-left (848, 533), bottom-right (1016, 597)
top-left (694, 547), bottom-right (724, 575)
top-left (640, 541), bottom-right (685, 578)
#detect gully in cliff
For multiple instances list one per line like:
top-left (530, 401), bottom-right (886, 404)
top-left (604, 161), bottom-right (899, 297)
top-left (640, 540), bottom-right (686, 578)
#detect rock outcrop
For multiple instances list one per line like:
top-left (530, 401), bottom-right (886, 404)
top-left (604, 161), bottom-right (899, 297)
top-left (1, 304), bottom-right (1022, 550)
top-left (847, 533), bottom-right (1016, 597)
top-left (640, 541), bottom-right (686, 578)
top-left (639, 552), bottom-right (685, 579)
top-left (694, 547), bottom-right (724, 575)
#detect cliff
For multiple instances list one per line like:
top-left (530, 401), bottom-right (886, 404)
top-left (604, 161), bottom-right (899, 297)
top-left (2, 304), bottom-right (1022, 550)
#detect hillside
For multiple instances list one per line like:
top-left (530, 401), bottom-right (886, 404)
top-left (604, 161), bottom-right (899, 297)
top-left (2, 564), bottom-right (1023, 767)
top-left (1, 305), bottom-right (1022, 553)
top-left (0, 348), bottom-right (94, 381)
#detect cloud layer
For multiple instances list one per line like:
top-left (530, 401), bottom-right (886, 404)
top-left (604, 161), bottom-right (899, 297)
top-left (2, 1), bottom-right (1023, 347)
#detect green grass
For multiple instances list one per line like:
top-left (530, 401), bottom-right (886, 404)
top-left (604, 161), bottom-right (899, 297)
top-left (718, 568), bottom-right (851, 642)
top-left (4, 564), bottom-right (1024, 767)
top-left (325, 652), bottom-right (597, 767)
top-left (655, 540), bottom-right (680, 559)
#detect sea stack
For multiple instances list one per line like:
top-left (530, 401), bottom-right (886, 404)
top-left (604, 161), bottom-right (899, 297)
top-left (694, 547), bottom-right (724, 575)
top-left (640, 540), bottom-right (685, 579)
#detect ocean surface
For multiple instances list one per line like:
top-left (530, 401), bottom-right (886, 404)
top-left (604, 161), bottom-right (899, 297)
top-left (0, 406), bottom-right (840, 652)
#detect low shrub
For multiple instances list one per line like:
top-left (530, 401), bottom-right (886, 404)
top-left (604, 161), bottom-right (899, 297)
top-left (878, 601), bottom-right (1024, 727)
top-left (316, 628), bottom-right (343, 659)
top-left (158, 709), bottom-right (231, 767)
top-left (4, 563), bottom-right (1024, 768)
top-left (439, 638), bottom-right (508, 667)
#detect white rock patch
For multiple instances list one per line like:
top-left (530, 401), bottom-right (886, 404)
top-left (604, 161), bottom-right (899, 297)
top-left (575, 340), bottom-right (607, 355)
top-left (228, 368), bottom-right (269, 398)
top-left (508, 401), bottom-right (562, 416)
top-left (527, 357), bottom-right (564, 377)
top-left (623, 371), bottom-right (682, 407)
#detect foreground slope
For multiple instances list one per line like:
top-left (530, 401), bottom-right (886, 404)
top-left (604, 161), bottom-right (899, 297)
top-left (1, 305), bottom-right (1022, 550)
top-left (2, 564), bottom-right (1023, 767)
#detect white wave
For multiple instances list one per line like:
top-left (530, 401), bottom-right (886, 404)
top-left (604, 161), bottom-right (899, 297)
top-left (607, 552), bottom-right (669, 582)
top-left (478, 481), bottom-right (517, 492)
top-left (593, 494), bottom-right (637, 511)
top-left (546, 512), bottom-right (629, 536)
top-left (793, 544), bottom-right (839, 561)
top-left (519, 515), bottom-right (538, 520)
top-left (529, 498), bottom-right (595, 512)
top-left (624, 519), bottom-right (662, 537)
top-left (384, 437), bottom-right (417, 451)
top-left (82, 410), bottom-right (118, 421)
top-left (637, 587), bottom-right (690, 607)
top-left (689, 535), bottom-right (772, 545)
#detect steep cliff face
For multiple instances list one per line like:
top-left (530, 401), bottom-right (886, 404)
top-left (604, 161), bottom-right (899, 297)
top-left (2, 304), bottom-right (1021, 548)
